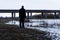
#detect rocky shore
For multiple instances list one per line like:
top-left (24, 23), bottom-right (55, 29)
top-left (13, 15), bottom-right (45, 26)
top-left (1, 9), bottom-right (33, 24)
top-left (0, 24), bottom-right (52, 40)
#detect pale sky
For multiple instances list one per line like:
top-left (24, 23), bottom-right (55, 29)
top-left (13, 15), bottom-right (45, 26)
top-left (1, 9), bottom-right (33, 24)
top-left (0, 0), bottom-right (60, 10)
top-left (0, 0), bottom-right (60, 17)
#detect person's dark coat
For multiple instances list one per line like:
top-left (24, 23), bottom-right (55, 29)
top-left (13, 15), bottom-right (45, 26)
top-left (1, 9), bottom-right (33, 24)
top-left (19, 7), bottom-right (26, 21)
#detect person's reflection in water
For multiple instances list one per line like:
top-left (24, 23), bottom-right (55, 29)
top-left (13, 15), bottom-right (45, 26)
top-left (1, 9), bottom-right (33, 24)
top-left (19, 6), bottom-right (26, 28)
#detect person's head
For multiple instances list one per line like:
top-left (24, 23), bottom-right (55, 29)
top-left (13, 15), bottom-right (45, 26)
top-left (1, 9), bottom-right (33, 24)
top-left (21, 6), bottom-right (24, 9)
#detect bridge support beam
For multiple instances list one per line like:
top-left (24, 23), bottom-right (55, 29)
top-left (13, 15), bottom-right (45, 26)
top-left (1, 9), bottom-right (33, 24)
top-left (14, 12), bottom-right (15, 24)
top-left (54, 12), bottom-right (56, 18)
top-left (11, 12), bottom-right (14, 24)
top-left (27, 12), bottom-right (29, 19)
top-left (30, 12), bottom-right (32, 19)
top-left (14, 12), bottom-right (15, 20)
top-left (11, 12), bottom-right (16, 24)
top-left (59, 12), bottom-right (60, 18)
top-left (45, 13), bottom-right (47, 18)
top-left (12, 12), bottom-right (14, 19)
top-left (41, 12), bottom-right (43, 18)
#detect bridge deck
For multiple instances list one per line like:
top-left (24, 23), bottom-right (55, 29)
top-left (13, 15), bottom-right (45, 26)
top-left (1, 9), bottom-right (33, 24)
top-left (0, 10), bottom-right (60, 13)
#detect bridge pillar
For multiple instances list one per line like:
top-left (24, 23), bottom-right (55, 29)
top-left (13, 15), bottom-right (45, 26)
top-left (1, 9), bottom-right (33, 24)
top-left (45, 13), bottom-right (47, 18)
top-left (30, 12), bottom-right (32, 19)
top-left (27, 12), bottom-right (29, 19)
top-left (54, 12), bottom-right (56, 18)
top-left (11, 12), bottom-right (16, 24)
top-left (14, 12), bottom-right (15, 24)
top-left (12, 12), bottom-right (14, 19)
top-left (14, 12), bottom-right (15, 20)
top-left (41, 12), bottom-right (43, 18)
top-left (59, 12), bottom-right (60, 18)
top-left (12, 12), bottom-right (13, 23)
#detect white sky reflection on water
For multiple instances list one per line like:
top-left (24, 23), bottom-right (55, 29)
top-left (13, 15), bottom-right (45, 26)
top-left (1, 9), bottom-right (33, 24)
top-left (5, 19), bottom-right (60, 40)
top-left (0, 13), bottom-right (41, 17)
top-left (5, 19), bottom-right (60, 35)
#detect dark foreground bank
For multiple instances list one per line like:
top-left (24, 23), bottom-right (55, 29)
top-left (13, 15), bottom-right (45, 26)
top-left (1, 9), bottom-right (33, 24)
top-left (0, 24), bottom-right (52, 40)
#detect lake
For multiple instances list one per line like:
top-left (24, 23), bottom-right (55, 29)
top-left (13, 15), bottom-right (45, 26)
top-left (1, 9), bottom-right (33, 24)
top-left (5, 19), bottom-right (60, 40)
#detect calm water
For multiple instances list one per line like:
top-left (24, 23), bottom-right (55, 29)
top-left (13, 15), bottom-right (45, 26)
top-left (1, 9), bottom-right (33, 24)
top-left (5, 19), bottom-right (60, 40)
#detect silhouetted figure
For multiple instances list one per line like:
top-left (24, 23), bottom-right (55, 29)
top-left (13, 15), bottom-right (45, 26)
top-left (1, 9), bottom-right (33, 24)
top-left (19, 6), bottom-right (26, 28)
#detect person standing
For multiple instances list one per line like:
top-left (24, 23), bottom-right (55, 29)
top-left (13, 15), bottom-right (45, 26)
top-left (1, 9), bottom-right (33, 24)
top-left (19, 6), bottom-right (26, 28)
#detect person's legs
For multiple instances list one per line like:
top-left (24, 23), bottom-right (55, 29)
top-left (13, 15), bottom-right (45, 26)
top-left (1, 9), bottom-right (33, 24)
top-left (20, 18), bottom-right (22, 28)
top-left (22, 21), bottom-right (24, 27)
top-left (22, 19), bottom-right (24, 28)
top-left (20, 21), bottom-right (21, 28)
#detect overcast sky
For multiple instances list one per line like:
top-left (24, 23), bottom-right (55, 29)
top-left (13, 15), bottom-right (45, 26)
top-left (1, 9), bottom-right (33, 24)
top-left (0, 0), bottom-right (60, 10)
top-left (0, 0), bottom-right (60, 17)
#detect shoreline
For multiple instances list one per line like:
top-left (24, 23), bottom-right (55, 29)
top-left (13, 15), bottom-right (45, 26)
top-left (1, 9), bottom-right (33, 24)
top-left (0, 24), bottom-right (52, 40)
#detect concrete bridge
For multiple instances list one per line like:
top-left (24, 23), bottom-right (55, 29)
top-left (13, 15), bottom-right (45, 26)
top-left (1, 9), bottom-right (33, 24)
top-left (0, 10), bottom-right (60, 19)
